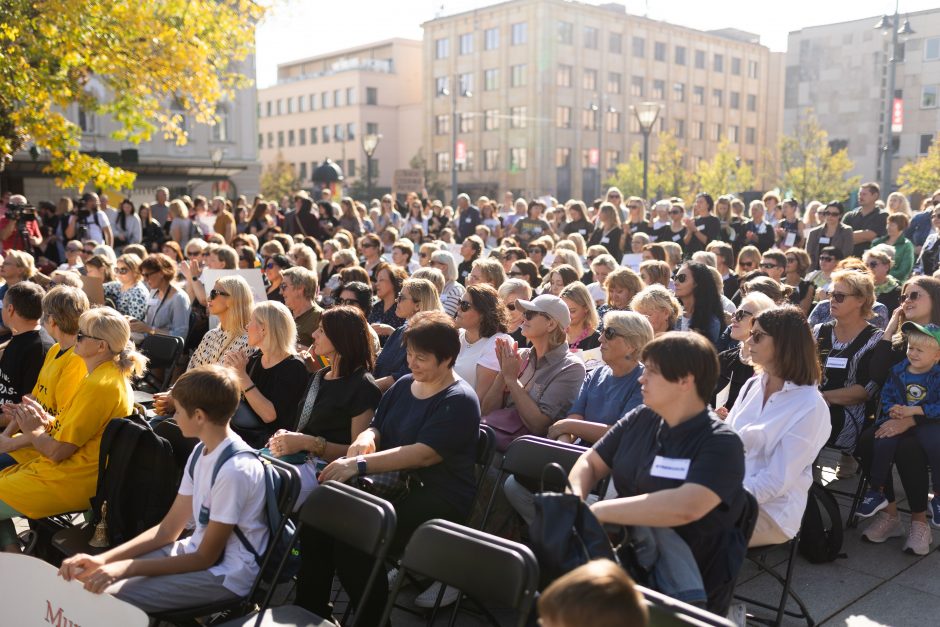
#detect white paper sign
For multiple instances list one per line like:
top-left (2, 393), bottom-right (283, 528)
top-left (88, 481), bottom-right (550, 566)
top-left (621, 253), bottom-right (643, 272)
top-left (571, 346), bottom-right (604, 371)
top-left (543, 253), bottom-right (556, 267)
top-left (784, 232), bottom-right (797, 247)
top-left (650, 456), bottom-right (691, 480)
top-left (200, 268), bottom-right (268, 305)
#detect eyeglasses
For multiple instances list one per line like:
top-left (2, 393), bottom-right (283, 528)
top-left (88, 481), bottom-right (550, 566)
top-left (361, 242), bottom-right (378, 248)
top-left (675, 273), bottom-right (689, 283)
top-left (82, 249), bottom-right (95, 255)
top-left (866, 261), bottom-right (881, 269)
top-left (627, 204), bottom-right (642, 210)
top-left (209, 289), bottom-right (230, 300)
top-left (336, 298), bottom-right (360, 307)
top-left (523, 310), bottom-right (548, 321)
top-left (419, 253), bottom-right (428, 258)
top-left (186, 251), bottom-right (201, 258)
top-left (739, 261), bottom-right (754, 268)
top-left (265, 262), bottom-right (275, 269)
top-left (141, 271), bottom-right (157, 279)
top-left (397, 293), bottom-right (413, 303)
top-left (603, 327), bottom-right (623, 340)
top-left (527, 248), bottom-right (541, 254)
top-left (669, 210), bottom-right (683, 216)
top-left (457, 300), bottom-right (472, 312)
top-left (829, 291), bottom-right (856, 303)
top-left (509, 270), bottom-right (525, 277)
top-left (901, 291), bottom-right (923, 302)
top-left (759, 262), bottom-right (778, 269)
top-left (818, 255), bottom-right (835, 262)
top-left (822, 211), bottom-right (842, 217)
top-left (76, 331), bottom-right (105, 343)
top-left (748, 328), bottom-right (768, 344)
top-left (506, 303), bottom-right (517, 312)
top-left (731, 309), bottom-right (754, 323)
top-left (116, 267), bottom-right (129, 275)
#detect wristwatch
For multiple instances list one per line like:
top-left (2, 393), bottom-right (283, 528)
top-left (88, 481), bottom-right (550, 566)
top-left (356, 455), bottom-right (368, 476)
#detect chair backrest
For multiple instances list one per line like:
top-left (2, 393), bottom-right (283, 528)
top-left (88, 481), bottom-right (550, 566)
top-left (477, 424), bottom-right (496, 470)
top-left (501, 435), bottom-right (588, 490)
top-left (301, 480), bottom-right (397, 559)
top-left (640, 585), bottom-right (735, 627)
top-left (384, 519), bottom-right (539, 627)
top-left (138, 333), bottom-right (184, 368)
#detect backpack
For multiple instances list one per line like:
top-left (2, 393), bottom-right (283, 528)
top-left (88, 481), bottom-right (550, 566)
top-left (798, 482), bottom-right (845, 563)
top-left (187, 440), bottom-right (299, 585)
top-left (90, 413), bottom-right (179, 547)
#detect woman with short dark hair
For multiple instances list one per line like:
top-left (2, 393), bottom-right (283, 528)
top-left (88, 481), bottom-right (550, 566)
top-left (454, 284), bottom-right (511, 399)
top-left (368, 262), bottom-right (408, 341)
top-left (373, 278), bottom-right (443, 393)
top-left (132, 253), bottom-right (190, 338)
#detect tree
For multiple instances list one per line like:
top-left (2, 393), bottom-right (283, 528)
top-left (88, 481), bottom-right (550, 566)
top-left (695, 138), bottom-right (754, 197)
top-left (779, 110), bottom-right (860, 204)
top-left (898, 135), bottom-right (940, 197)
top-left (604, 148), bottom-right (645, 198)
top-left (649, 132), bottom-right (692, 200)
top-left (260, 153), bottom-right (298, 200)
top-left (0, 0), bottom-right (265, 190)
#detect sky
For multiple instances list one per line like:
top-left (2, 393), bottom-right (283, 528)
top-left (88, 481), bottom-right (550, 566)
top-left (255, 0), bottom-right (938, 88)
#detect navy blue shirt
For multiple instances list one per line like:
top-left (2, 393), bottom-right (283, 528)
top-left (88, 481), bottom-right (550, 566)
top-left (372, 375), bottom-right (481, 514)
top-left (373, 324), bottom-right (410, 381)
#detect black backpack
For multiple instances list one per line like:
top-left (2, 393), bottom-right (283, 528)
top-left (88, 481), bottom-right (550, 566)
top-left (89, 413), bottom-right (179, 546)
top-left (798, 482), bottom-right (845, 563)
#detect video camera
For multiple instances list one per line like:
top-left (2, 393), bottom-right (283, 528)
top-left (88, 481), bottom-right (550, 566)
top-left (6, 202), bottom-right (37, 224)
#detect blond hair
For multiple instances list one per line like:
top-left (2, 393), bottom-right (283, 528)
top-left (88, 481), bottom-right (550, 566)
top-left (80, 307), bottom-right (148, 377)
top-left (402, 278), bottom-right (443, 312)
top-left (630, 285), bottom-right (682, 329)
top-left (214, 275), bottom-right (254, 336)
top-left (252, 301), bottom-right (297, 356)
top-left (560, 281), bottom-right (599, 332)
top-left (831, 269), bottom-right (876, 319)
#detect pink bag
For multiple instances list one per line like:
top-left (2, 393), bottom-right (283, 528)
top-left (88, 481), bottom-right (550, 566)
top-left (482, 407), bottom-right (530, 453)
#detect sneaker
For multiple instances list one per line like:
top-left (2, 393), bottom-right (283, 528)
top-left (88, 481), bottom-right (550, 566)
top-left (931, 496), bottom-right (940, 530)
top-left (862, 512), bottom-right (904, 543)
top-left (386, 567), bottom-right (399, 587)
top-left (414, 582), bottom-right (460, 609)
top-left (836, 453), bottom-right (858, 479)
top-left (903, 520), bottom-right (933, 556)
top-left (726, 602), bottom-right (747, 627)
top-left (856, 490), bottom-right (889, 518)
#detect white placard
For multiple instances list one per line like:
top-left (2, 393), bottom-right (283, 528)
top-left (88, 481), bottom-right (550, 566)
top-left (199, 268), bottom-right (268, 305)
top-left (621, 253), bottom-right (643, 272)
top-left (572, 346), bottom-right (604, 371)
top-left (543, 253), bottom-right (556, 267)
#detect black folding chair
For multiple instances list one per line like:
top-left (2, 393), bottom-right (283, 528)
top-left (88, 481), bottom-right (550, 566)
top-left (149, 454), bottom-right (301, 625)
top-left (734, 534), bottom-right (813, 627)
top-left (137, 333), bottom-right (184, 392)
top-left (641, 585), bottom-right (736, 627)
top-left (379, 519), bottom-right (539, 627)
top-left (218, 480), bottom-right (397, 627)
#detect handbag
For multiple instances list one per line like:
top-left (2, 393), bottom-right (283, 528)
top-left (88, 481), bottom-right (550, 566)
top-left (352, 470), bottom-right (419, 503)
top-left (529, 463), bottom-right (617, 588)
top-left (231, 357), bottom-right (268, 444)
top-left (482, 407), bottom-right (529, 453)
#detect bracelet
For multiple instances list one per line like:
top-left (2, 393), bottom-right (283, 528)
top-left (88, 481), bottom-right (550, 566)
top-left (313, 435), bottom-right (327, 458)
top-left (243, 384), bottom-right (257, 394)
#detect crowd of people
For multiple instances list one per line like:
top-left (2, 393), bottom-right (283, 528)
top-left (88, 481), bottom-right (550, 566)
top-left (1, 180), bottom-right (939, 623)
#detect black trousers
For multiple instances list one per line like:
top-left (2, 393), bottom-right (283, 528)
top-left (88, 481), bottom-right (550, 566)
top-left (856, 425), bottom-right (930, 513)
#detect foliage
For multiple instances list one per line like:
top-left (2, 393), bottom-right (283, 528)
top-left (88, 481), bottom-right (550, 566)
top-left (259, 153), bottom-right (298, 200)
top-left (604, 148), bottom-right (645, 198)
top-left (0, 0), bottom-right (266, 190)
top-left (649, 132), bottom-right (692, 200)
top-left (898, 135), bottom-right (940, 197)
top-left (778, 110), bottom-right (860, 204)
top-left (695, 138), bottom-right (754, 197)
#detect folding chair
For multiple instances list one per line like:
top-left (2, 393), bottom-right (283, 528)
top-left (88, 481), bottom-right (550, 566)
top-left (641, 585), bottom-right (736, 627)
top-left (379, 519), bottom-right (539, 627)
top-left (137, 333), bottom-right (184, 392)
top-left (149, 454), bottom-right (301, 625)
top-left (733, 534), bottom-right (813, 627)
top-left (218, 480), bottom-right (397, 627)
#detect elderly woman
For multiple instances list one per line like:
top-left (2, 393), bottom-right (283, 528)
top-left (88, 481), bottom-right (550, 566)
top-left (729, 307), bottom-right (831, 547)
top-left (631, 285), bottom-right (682, 336)
top-left (103, 254), bottom-right (149, 320)
top-left (0, 250), bottom-right (38, 303)
top-left (430, 250), bottom-right (465, 317)
top-left (467, 257), bottom-right (506, 290)
top-left (713, 292), bottom-right (776, 417)
top-left (133, 253), bottom-right (190, 338)
top-left (368, 262), bottom-right (408, 340)
top-left (0, 307), bottom-right (146, 551)
top-left (864, 246), bottom-right (902, 313)
top-left (222, 301), bottom-right (308, 448)
top-left (561, 282), bottom-right (600, 351)
top-left (499, 278), bottom-right (533, 349)
top-left (674, 262), bottom-right (725, 346)
top-left (373, 278), bottom-right (443, 393)
top-left (309, 311), bottom-right (481, 625)
top-left (872, 213), bottom-right (914, 282)
top-left (454, 284), bottom-right (512, 399)
top-left (567, 332), bottom-right (750, 614)
top-left (481, 294), bottom-right (586, 449)
top-left (601, 267), bottom-right (644, 319)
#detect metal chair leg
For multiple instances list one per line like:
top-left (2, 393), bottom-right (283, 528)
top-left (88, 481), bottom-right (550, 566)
top-left (734, 537), bottom-right (814, 627)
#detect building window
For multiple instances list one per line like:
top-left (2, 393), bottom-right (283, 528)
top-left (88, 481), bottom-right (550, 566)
top-left (484, 109), bottom-right (500, 131)
top-left (458, 72), bottom-right (473, 94)
top-left (299, 128), bottom-right (306, 145)
top-left (653, 79), bottom-right (665, 100)
top-left (608, 72), bottom-right (622, 94)
top-left (347, 159), bottom-right (356, 176)
top-left (632, 36), bottom-right (645, 57)
top-left (693, 85), bottom-right (705, 105)
top-left (920, 134), bottom-right (934, 154)
top-left (675, 45), bottom-right (687, 65)
top-left (266, 101), bottom-right (272, 116)
top-left (459, 113), bottom-right (473, 133)
top-left (745, 127), bottom-right (756, 144)
top-left (308, 95), bottom-right (316, 111)
top-left (695, 49), bottom-right (705, 69)
top-left (266, 132), bottom-right (273, 148)
top-left (334, 89), bottom-right (343, 107)
top-left (298, 162), bottom-right (307, 181)
top-left (558, 21), bottom-right (573, 44)
top-left (435, 38), bottom-right (449, 59)
top-left (366, 122), bottom-right (379, 135)
top-left (631, 75), bottom-right (644, 97)
top-left (694, 121), bottom-right (704, 140)
top-left (321, 92), bottom-right (330, 108)
top-left (922, 85), bottom-right (938, 108)
top-left (583, 69), bottom-right (597, 91)
top-left (605, 150), bottom-right (620, 170)
top-left (297, 97), bottom-right (305, 113)
top-left (629, 116), bottom-right (640, 133)
top-left (556, 147), bottom-right (571, 168)
top-left (288, 129), bottom-right (295, 146)
top-left (276, 99), bottom-right (284, 115)
top-left (654, 41), bottom-right (666, 61)
top-left (435, 115), bottom-right (450, 135)
top-left (730, 91), bottom-right (740, 109)
top-left (556, 64), bottom-right (572, 88)
top-left (277, 130), bottom-right (284, 147)
top-left (729, 125), bottom-right (739, 143)
top-left (609, 33), bottom-right (622, 54)
top-left (334, 124), bottom-right (343, 141)
top-left (436, 152), bottom-right (450, 173)
top-left (511, 64), bottom-right (527, 87)
top-left (556, 106), bottom-right (571, 129)
top-left (435, 76), bottom-right (448, 95)
top-left (584, 26), bottom-right (598, 49)
top-left (747, 60), bottom-right (759, 78)
top-left (210, 106), bottom-right (229, 142)
top-left (346, 87), bottom-right (356, 105)
top-left (510, 147), bottom-right (527, 171)
top-left (711, 123), bottom-right (722, 141)
top-left (346, 123), bottom-right (356, 140)
top-left (484, 68), bottom-right (499, 90)
top-left (511, 22), bottom-right (527, 45)
top-left (310, 128), bottom-right (317, 144)
top-left (731, 57), bottom-right (742, 76)
top-left (257, 133), bottom-right (263, 149)
top-left (510, 106), bottom-right (527, 128)
top-left (485, 27), bottom-right (499, 50)
top-left (674, 119), bottom-right (685, 138)
top-left (484, 149), bottom-right (499, 171)
top-left (607, 110), bottom-right (621, 132)
top-left (713, 53), bottom-right (724, 72)
top-left (456, 151), bottom-right (473, 172)
top-left (712, 88), bottom-right (723, 107)
top-left (322, 126), bottom-right (329, 143)
top-left (747, 94), bottom-right (757, 111)
top-left (459, 33), bottom-right (473, 55)
top-left (582, 108), bottom-right (597, 131)
top-left (673, 82), bottom-right (685, 102)
top-left (366, 87), bottom-right (378, 105)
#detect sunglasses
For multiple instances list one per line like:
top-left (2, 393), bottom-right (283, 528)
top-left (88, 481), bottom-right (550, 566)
top-left (83, 249), bottom-right (95, 255)
top-left (419, 253), bottom-right (428, 258)
top-left (523, 310), bottom-right (548, 321)
top-left (396, 293), bottom-right (412, 303)
top-left (506, 303), bottom-right (517, 312)
top-left (866, 261), bottom-right (881, 269)
top-left (509, 270), bottom-right (525, 277)
top-left (265, 262), bottom-right (275, 269)
top-left (786, 257), bottom-right (797, 263)
top-left (731, 309), bottom-right (754, 323)
top-left (76, 331), bottom-right (105, 343)
top-left (115, 267), bottom-right (129, 275)
top-left (759, 262), bottom-right (778, 269)
top-left (669, 210), bottom-right (683, 216)
top-left (141, 271), bottom-right (157, 279)
top-left (822, 211), bottom-right (842, 217)
top-left (739, 261), bottom-right (754, 268)
top-left (901, 291), bottom-right (923, 302)
top-left (818, 255), bottom-right (834, 262)
top-left (457, 300), bottom-right (472, 312)
top-left (527, 249), bottom-right (542, 254)
top-left (603, 327), bottom-right (623, 340)
top-left (675, 273), bottom-right (689, 283)
top-left (362, 242), bottom-right (378, 248)
top-left (829, 291), bottom-right (855, 303)
top-left (209, 289), bottom-right (230, 300)
top-left (748, 328), bottom-right (768, 344)
top-left (336, 298), bottom-right (360, 307)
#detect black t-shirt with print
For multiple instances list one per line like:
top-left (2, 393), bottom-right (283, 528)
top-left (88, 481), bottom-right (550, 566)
top-left (0, 329), bottom-right (54, 406)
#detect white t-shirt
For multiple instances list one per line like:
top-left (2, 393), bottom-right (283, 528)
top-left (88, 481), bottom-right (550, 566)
top-left (174, 433), bottom-right (268, 596)
top-left (454, 329), bottom-right (510, 388)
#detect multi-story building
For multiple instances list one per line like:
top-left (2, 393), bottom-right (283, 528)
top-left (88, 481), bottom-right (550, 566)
top-left (422, 0), bottom-right (784, 203)
top-left (1, 59), bottom-right (260, 205)
top-left (785, 9), bottom-right (940, 190)
top-left (257, 39), bottom-right (423, 193)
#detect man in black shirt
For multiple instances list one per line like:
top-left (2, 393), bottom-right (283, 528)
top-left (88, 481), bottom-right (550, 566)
top-left (842, 182), bottom-right (887, 257)
top-left (0, 282), bottom-right (53, 416)
top-left (683, 193), bottom-right (720, 257)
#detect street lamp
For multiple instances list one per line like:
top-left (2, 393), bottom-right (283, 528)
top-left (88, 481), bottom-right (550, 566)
top-left (630, 102), bottom-right (662, 200)
top-left (362, 133), bottom-right (382, 202)
top-left (875, 2), bottom-right (915, 195)
top-left (440, 77), bottom-right (471, 206)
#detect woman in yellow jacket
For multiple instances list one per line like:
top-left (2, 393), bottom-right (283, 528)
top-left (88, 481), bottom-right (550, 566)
top-left (0, 307), bottom-right (147, 551)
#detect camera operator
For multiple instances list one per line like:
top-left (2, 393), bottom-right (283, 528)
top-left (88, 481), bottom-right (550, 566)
top-left (0, 194), bottom-right (43, 253)
top-left (64, 192), bottom-right (113, 247)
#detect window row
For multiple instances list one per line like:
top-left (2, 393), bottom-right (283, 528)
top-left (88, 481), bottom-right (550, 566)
top-left (434, 22), bottom-right (527, 58)
top-left (260, 87), bottom-right (378, 118)
top-left (260, 122), bottom-right (381, 150)
top-left (434, 148), bottom-right (527, 172)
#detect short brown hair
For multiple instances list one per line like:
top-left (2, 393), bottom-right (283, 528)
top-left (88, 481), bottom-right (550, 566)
top-left (172, 365), bottom-right (241, 425)
top-left (140, 253), bottom-right (177, 283)
top-left (753, 307), bottom-right (821, 386)
top-left (538, 559), bottom-right (648, 627)
top-left (466, 284), bottom-right (508, 338)
top-left (42, 286), bottom-right (89, 335)
top-left (402, 310), bottom-right (460, 368)
top-left (861, 181), bottom-right (881, 197)
top-left (887, 213), bottom-right (910, 231)
top-left (641, 332), bottom-right (719, 403)
top-left (642, 243), bottom-right (667, 262)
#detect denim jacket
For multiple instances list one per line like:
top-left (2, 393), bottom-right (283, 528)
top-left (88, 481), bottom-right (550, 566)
top-left (879, 359), bottom-right (940, 427)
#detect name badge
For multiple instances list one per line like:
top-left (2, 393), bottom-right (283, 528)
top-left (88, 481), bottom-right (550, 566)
top-left (697, 224), bottom-right (705, 231)
top-left (757, 223), bottom-right (767, 234)
top-left (650, 456), bottom-right (691, 480)
top-left (579, 229), bottom-right (587, 235)
top-left (600, 236), bottom-right (610, 244)
top-left (465, 217), bottom-right (472, 223)
top-left (672, 234), bottom-right (682, 241)
top-left (631, 225), bottom-right (638, 233)
top-left (826, 356), bottom-right (848, 369)
top-left (819, 236), bottom-right (830, 244)
top-left (146, 298), bottom-right (160, 306)
top-left (784, 232), bottom-right (797, 247)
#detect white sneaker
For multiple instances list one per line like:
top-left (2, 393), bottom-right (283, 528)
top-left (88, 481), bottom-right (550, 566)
top-left (862, 512), bottom-right (904, 543)
top-left (414, 582), bottom-right (460, 608)
top-left (903, 520), bottom-right (933, 556)
top-left (386, 567), bottom-right (399, 587)
top-left (836, 453), bottom-right (858, 479)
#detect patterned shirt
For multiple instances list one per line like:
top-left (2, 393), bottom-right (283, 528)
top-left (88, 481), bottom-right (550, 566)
top-left (104, 281), bottom-right (149, 320)
top-left (187, 327), bottom-right (251, 370)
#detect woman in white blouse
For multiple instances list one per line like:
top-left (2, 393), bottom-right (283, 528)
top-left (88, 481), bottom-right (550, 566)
top-left (727, 306), bottom-right (831, 547)
top-left (453, 283), bottom-right (511, 400)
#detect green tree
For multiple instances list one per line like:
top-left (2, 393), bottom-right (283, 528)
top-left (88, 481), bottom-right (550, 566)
top-left (695, 138), bottom-right (754, 197)
top-left (604, 148), bottom-right (645, 198)
top-left (898, 134), bottom-right (940, 197)
top-left (260, 153), bottom-right (298, 200)
top-left (779, 110), bottom-right (860, 203)
top-left (0, 0), bottom-right (265, 190)
top-left (649, 132), bottom-right (691, 200)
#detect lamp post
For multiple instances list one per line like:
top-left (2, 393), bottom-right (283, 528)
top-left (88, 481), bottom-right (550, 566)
top-left (440, 77), bottom-right (471, 206)
top-left (875, 3), bottom-right (914, 195)
top-left (362, 133), bottom-right (381, 203)
top-left (630, 102), bottom-right (663, 200)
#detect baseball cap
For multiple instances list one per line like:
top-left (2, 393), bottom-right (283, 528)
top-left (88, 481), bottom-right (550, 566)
top-left (515, 294), bottom-right (571, 329)
top-left (901, 321), bottom-right (940, 347)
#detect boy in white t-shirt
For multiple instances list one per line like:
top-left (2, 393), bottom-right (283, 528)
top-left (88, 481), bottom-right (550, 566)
top-left (59, 365), bottom-right (268, 612)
